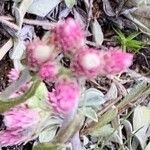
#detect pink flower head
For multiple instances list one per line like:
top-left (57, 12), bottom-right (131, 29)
top-left (26, 38), bottom-right (54, 68)
top-left (71, 48), bottom-right (103, 78)
top-left (0, 105), bottom-right (40, 146)
top-left (0, 130), bottom-right (29, 146)
top-left (38, 61), bottom-right (58, 80)
top-left (53, 18), bottom-right (85, 53)
top-left (48, 78), bottom-right (80, 114)
top-left (103, 47), bottom-right (133, 74)
top-left (3, 105), bottom-right (40, 129)
top-left (7, 68), bottom-right (20, 82)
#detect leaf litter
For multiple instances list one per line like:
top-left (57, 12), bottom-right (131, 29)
top-left (0, 0), bottom-right (150, 150)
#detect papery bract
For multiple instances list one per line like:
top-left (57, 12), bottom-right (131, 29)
top-left (26, 38), bottom-right (54, 68)
top-left (3, 105), bottom-right (39, 129)
top-left (103, 47), bottom-right (133, 74)
top-left (0, 130), bottom-right (29, 147)
top-left (0, 105), bottom-right (40, 146)
top-left (38, 61), bottom-right (58, 81)
top-left (48, 78), bottom-right (80, 114)
top-left (71, 48), bottom-right (103, 78)
top-left (53, 18), bottom-right (85, 53)
top-left (7, 68), bottom-right (20, 82)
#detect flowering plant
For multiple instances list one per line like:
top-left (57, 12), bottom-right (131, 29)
top-left (0, 18), bottom-right (133, 149)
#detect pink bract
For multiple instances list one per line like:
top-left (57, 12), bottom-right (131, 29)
top-left (48, 78), bottom-right (80, 114)
top-left (103, 47), bottom-right (133, 74)
top-left (53, 18), bottom-right (85, 53)
top-left (0, 130), bottom-right (29, 146)
top-left (3, 105), bottom-right (39, 129)
top-left (0, 105), bottom-right (40, 146)
top-left (7, 68), bottom-right (20, 82)
top-left (26, 38), bottom-right (54, 68)
top-left (71, 48), bottom-right (103, 78)
top-left (38, 61), bottom-right (58, 81)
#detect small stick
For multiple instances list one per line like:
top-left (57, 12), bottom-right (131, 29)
top-left (0, 39), bottom-right (13, 60)
top-left (0, 17), bottom-right (19, 30)
top-left (0, 16), bottom-right (55, 28)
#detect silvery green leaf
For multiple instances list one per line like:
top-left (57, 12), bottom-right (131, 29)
top-left (126, 0), bottom-right (150, 7)
top-left (80, 107), bottom-right (98, 122)
top-left (91, 19), bottom-right (104, 46)
top-left (27, 82), bottom-right (49, 109)
top-left (145, 142), bottom-right (150, 150)
top-left (27, 0), bottom-right (61, 17)
top-left (81, 135), bottom-right (89, 146)
top-left (91, 124), bottom-right (115, 137)
top-left (105, 82), bottom-right (118, 101)
top-left (65, 0), bottom-right (76, 9)
top-left (133, 106), bottom-right (150, 149)
top-left (11, 39), bottom-right (25, 60)
top-left (102, 0), bottom-right (116, 16)
top-left (0, 78), bottom-right (41, 113)
top-left (42, 116), bottom-right (62, 128)
top-left (80, 88), bottom-right (105, 109)
top-left (121, 119), bottom-right (133, 149)
top-left (34, 82), bottom-right (48, 100)
top-left (59, 8), bottom-right (71, 19)
top-left (18, 25), bottom-right (35, 42)
top-left (91, 123), bottom-right (123, 144)
top-left (39, 126), bottom-right (57, 143)
top-left (109, 132), bottom-right (123, 144)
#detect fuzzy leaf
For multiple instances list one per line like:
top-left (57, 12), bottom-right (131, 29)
top-left (0, 78), bottom-right (41, 113)
top-left (102, 0), bottom-right (115, 16)
top-left (80, 88), bottom-right (105, 109)
top-left (145, 142), bottom-right (150, 150)
top-left (126, 0), bottom-right (150, 7)
top-left (91, 124), bottom-right (115, 137)
top-left (65, 0), bottom-right (76, 8)
top-left (11, 38), bottom-right (26, 60)
top-left (92, 19), bottom-right (104, 46)
top-left (85, 107), bottom-right (118, 135)
top-left (34, 82), bottom-right (48, 100)
top-left (117, 81), bottom-right (149, 110)
top-left (26, 82), bottom-right (49, 109)
top-left (14, 0), bottom-right (33, 28)
top-left (27, 0), bottom-right (61, 17)
top-left (105, 82), bottom-right (118, 100)
top-left (80, 107), bottom-right (98, 122)
top-left (133, 106), bottom-right (150, 149)
top-left (39, 126), bottom-right (57, 143)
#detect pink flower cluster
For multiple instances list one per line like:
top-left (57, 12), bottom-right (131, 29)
top-left (48, 78), bottom-right (80, 114)
top-left (25, 18), bottom-right (133, 114)
top-left (0, 17), bottom-right (134, 147)
top-left (0, 105), bottom-right (40, 146)
top-left (51, 18), bottom-right (133, 78)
